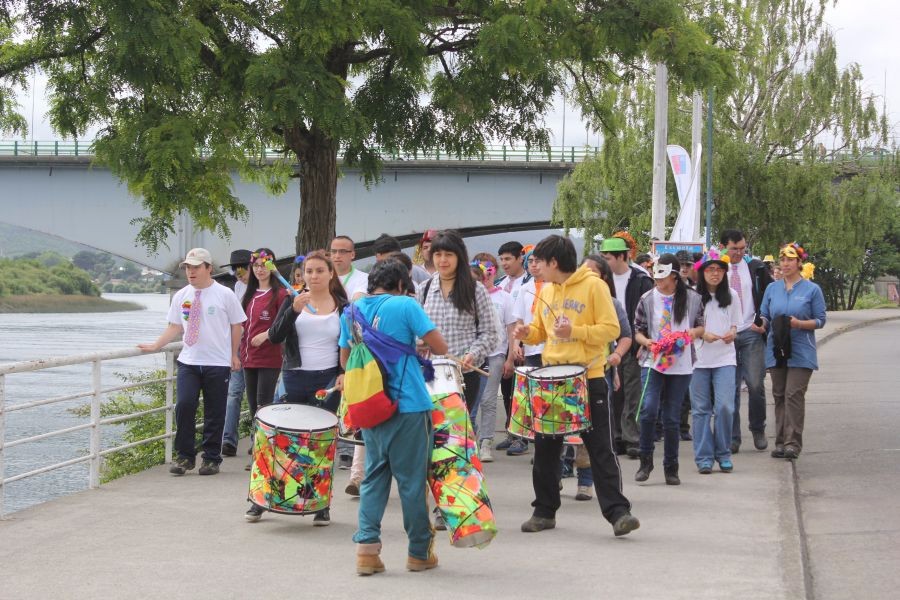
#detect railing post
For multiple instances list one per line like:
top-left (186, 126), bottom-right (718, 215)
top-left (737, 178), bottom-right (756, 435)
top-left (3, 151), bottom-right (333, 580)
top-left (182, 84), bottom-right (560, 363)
top-left (34, 141), bottom-right (38, 156)
top-left (503, 145), bottom-right (507, 161)
top-left (13, 140), bottom-right (17, 156)
top-left (164, 350), bottom-right (175, 464)
top-left (74, 140), bottom-right (79, 156)
top-left (1, 373), bottom-right (6, 517)
top-left (55, 140), bottom-right (59, 156)
top-left (571, 146), bottom-right (575, 162)
top-left (89, 360), bottom-right (101, 488)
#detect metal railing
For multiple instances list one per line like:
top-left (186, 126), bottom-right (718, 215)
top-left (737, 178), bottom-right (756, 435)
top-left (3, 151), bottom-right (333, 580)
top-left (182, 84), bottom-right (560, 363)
top-left (0, 139), bottom-right (599, 163)
top-left (0, 343), bottom-right (182, 517)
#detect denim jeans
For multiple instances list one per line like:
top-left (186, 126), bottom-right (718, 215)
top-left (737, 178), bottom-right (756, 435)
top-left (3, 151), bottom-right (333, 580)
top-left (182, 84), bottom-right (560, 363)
top-left (638, 369), bottom-right (692, 467)
top-left (282, 368), bottom-right (340, 411)
top-left (354, 411), bottom-right (433, 560)
top-left (222, 368), bottom-right (245, 448)
top-left (471, 354), bottom-right (505, 442)
top-left (174, 362), bottom-right (231, 464)
top-left (690, 366), bottom-right (736, 466)
top-left (733, 329), bottom-right (767, 442)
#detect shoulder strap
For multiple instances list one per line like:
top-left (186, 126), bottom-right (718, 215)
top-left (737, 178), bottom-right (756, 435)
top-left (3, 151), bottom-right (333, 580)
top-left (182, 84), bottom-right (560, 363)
top-left (421, 277), bottom-right (433, 305)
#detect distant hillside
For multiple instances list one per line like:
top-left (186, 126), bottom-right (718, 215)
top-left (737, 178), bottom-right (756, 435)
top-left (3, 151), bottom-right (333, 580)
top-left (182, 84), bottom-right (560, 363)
top-left (0, 221), bottom-right (94, 259)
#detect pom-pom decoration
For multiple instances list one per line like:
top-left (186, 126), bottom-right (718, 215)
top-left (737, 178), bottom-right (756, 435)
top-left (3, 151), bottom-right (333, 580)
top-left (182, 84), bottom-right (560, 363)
top-left (649, 330), bottom-right (693, 373)
top-left (612, 231), bottom-right (638, 261)
top-left (801, 263), bottom-right (815, 280)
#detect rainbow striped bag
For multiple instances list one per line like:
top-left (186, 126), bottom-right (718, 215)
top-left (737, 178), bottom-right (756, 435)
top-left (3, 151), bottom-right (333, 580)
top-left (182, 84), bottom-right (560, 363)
top-left (342, 305), bottom-right (396, 429)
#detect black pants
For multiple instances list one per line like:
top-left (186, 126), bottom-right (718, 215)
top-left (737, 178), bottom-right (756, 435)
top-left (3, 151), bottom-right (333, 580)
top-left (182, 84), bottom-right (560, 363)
top-left (531, 377), bottom-right (631, 524)
top-left (500, 373), bottom-right (513, 427)
top-left (244, 367), bottom-right (281, 416)
top-left (462, 370), bottom-right (481, 411)
top-left (174, 361), bottom-right (231, 464)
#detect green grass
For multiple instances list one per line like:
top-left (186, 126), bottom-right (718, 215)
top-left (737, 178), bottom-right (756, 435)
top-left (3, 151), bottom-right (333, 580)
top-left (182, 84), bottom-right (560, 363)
top-left (852, 292), bottom-right (898, 310)
top-left (0, 294), bottom-right (143, 313)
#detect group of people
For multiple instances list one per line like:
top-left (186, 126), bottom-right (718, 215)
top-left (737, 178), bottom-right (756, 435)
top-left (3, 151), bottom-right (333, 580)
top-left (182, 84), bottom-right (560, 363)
top-left (140, 226), bottom-right (827, 576)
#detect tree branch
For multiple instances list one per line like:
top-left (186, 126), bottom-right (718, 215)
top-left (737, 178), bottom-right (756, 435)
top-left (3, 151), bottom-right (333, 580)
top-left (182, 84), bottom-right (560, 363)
top-left (0, 27), bottom-right (106, 78)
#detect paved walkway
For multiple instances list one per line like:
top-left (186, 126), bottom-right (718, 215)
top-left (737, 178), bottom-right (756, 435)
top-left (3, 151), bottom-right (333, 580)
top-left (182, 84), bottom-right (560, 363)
top-left (2, 308), bottom-right (898, 600)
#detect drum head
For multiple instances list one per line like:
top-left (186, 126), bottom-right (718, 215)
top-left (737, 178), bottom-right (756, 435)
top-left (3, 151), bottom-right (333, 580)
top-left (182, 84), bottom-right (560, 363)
top-left (431, 357), bottom-right (458, 369)
top-left (514, 366), bottom-right (537, 376)
top-left (529, 364), bottom-right (585, 379)
top-left (256, 403), bottom-right (338, 432)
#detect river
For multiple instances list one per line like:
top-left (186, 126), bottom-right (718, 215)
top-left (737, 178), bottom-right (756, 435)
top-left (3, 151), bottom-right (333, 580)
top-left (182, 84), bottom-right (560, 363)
top-left (0, 293), bottom-right (173, 514)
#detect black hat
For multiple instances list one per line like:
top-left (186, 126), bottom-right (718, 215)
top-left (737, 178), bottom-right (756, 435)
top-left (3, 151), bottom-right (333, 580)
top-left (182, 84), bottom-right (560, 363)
top-left (227, 249), bottom-right (252, 267)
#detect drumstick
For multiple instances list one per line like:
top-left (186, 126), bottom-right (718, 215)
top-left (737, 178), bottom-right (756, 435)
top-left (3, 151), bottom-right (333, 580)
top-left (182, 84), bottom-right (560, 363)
top-left (446, 354), bottom-right (490, 377)
top-left (266, 260), bottom-right (317, 312)
top-left (315, 386), bottom-right (338, 401)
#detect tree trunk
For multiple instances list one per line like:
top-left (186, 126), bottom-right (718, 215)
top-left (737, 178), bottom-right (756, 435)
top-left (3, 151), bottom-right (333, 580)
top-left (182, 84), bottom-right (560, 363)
top-left (286, 125), bottom-right (339, 255)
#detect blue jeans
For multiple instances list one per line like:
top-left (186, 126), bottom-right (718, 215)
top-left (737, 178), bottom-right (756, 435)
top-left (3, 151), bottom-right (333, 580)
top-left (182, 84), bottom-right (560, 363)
top-left (690, 366), bottom-right (736, 466)
top-left (733, 329), bottom-right (767, 442)
top-left (471, 354), bottom-right (505, 442)
top-left (638, 369), bottom-right (692, 467)
top-left (174, 362), bottom-right (231, 464)
top-left (282, 368), bottom-right (340, 411)
top-left (355, 411), bottom-right (433, 559)
top-left (222, 368), bottom-right (245, 448)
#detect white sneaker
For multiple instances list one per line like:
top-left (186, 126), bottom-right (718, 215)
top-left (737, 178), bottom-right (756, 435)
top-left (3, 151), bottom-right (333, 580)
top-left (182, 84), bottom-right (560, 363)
top-left (479, 439), bottom-right (493, 463)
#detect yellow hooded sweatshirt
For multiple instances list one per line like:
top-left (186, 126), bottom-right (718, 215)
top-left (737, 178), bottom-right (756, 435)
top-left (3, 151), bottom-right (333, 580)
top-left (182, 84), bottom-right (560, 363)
top-left (523, 265), bottom-right (620, 379)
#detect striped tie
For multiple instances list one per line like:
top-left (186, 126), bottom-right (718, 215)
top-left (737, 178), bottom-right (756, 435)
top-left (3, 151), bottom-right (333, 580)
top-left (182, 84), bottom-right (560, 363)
top-left (731, 265), bottom-right (744, 313)
top-left (184, 290), bottom-right (202, 346)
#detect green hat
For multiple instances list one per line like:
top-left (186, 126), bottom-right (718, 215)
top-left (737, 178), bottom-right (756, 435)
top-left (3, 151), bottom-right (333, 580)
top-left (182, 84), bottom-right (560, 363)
top-left (599, 237), bottom-right (629, 252)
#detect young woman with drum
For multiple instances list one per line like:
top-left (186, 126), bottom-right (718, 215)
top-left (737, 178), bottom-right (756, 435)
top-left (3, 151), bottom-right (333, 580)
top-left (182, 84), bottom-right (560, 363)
top-left (513, 235), bottom-right (640, 538)
top-left (690, 249), bottom-right (741, 474)
top-left (760, 242), bottom-right (826, 461)
top-left (633, 253), bottom-right (705, 486)
top-left (339, 259), bottom-right (448, 575)
top-left (259, 250), bottom-right (349, 525)
top-left (469, 253), bottom-right (517, 462)
top-left (416, 230), bottom-right (500, 410)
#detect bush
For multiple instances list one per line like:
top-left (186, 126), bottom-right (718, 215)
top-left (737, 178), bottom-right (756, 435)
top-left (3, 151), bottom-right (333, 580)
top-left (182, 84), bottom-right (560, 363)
top-left (853, 292), bottom-right (897, 310)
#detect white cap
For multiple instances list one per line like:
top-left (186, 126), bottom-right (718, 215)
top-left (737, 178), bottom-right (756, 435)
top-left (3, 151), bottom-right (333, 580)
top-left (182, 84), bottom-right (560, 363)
top-left (181, 248), bottom-right (213, 267)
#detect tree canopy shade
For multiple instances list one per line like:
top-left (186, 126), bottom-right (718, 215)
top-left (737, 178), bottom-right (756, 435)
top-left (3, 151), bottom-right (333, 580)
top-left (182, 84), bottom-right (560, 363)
top-left (0, 0), bottom-right (731, 255)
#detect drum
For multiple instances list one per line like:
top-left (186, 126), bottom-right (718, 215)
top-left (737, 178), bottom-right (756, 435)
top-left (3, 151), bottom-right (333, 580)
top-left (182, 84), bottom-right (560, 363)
top-left (426, 358), bottom-right (464, 397)
top-left (507, 366), bottom-right (536, 441)
top-left (429, 392), bottom-right (497, 549)
top-left (525, 365), bottom-right (591, 436)
top-left (335, 396), bottom-right (364, 446)
top-left (248, 404), bottom-right (338, 515)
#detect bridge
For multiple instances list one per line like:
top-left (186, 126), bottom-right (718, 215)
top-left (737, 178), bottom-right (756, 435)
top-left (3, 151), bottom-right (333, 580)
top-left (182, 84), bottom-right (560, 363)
top-left (0, 140), bottom-right (596, 272)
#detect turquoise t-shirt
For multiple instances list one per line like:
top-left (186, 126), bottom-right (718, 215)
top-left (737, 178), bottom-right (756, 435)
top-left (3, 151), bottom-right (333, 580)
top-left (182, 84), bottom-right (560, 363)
top-left (339, 294), bottom-right (437, 413)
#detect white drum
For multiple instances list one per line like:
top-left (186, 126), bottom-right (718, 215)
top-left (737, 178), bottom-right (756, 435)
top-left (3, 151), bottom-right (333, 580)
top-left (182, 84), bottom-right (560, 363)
top-left (426, 358), bottom-right (464, 397)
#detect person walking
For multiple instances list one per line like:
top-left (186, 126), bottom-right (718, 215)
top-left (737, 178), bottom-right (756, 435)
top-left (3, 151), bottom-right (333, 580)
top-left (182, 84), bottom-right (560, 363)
top-left (139, 248), bottom-right (246, 476)
top-left (760, 242), bottom-right (826, 460)
top-left (222, 249), bottom-right (251, 457)
top-left (690, 249), bottom-right (741, 473)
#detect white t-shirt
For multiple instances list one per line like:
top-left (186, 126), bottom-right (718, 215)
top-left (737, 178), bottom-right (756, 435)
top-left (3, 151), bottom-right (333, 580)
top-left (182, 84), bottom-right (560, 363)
top-left (500, 272), bottom-right (527, 300)
top-left (612, 270), bottom-right (631, 305)
top-left (513, 279), bottom-right (545, 356)
top-left (234, 279), bottom-right (247, 303)
top-left (731, 260), bottom-right (756, 331)
top-left (694, 289), bottom-right (741, 369)
top-left (487, 288), bottom-right (516, 357)
top-left (294, 309), bottom-right (341, 370)
top-left (167, 281), bottom-right (246, 367)
top-left (340, 267), bottom-right (369, 300)
top-left (647, 289), bottom-right (692, 375)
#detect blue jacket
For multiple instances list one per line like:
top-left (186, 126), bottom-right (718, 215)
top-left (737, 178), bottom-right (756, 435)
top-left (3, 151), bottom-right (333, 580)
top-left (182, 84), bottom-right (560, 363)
top-left (760, 279), bottom-right (826, 370)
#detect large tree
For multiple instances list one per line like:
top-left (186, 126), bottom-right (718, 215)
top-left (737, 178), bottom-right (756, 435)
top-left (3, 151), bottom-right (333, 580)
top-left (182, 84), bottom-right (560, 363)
top-left (0, 1), bottom-right (729, 255)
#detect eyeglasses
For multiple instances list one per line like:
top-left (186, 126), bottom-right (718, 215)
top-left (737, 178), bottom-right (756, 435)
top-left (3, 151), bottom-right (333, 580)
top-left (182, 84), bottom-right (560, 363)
top-left (328, 249), bottom-right (352, 255)
top-left (252, 263), bottom-right (269, 270)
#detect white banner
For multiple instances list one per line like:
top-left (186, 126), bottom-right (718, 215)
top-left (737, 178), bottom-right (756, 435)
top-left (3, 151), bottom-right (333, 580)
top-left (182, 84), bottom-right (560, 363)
top-left (666, 144), bottom-right (692, 208)
top-left (670, 144), bottom-right (702, 242)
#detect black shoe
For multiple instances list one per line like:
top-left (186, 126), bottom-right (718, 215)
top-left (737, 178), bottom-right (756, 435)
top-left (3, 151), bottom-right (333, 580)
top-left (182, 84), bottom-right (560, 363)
top-left (338, 455), bottom-right (353, 470)
top-left (771, 446), bottom-right (785, 459)
top-left (245, 505), bottom-right (264, 522)
top-left (783, 447), bottom-right (799, 460)
top-left (730, 441), bottom-right (741, 454)
top-left (680, 431), bottom-right (693, 441)
top-left (613, 513), bottom-right (640, 537)
top-left (222, 443), bottom-right (237, 457)
top-left (169, 457), bottom-right (195, 475)
top-left (664, 463), bottom-right (680, 486)
top-left (521, 516), bottom-right (556, 532)
top-left (625, 444), bottom-right (640, 459)
top-left (635, 454), bottom-right (653, 482)
top-left (433, 507), bottom-right (447, 531)
top-left (614, 440), bottom-right (628, 456)
top-left (313, 508), bottom-right (331, 526)
top-left (752, 430), bottom-right (768, 450)
top-left (198, 460), bottom-right (220, 475)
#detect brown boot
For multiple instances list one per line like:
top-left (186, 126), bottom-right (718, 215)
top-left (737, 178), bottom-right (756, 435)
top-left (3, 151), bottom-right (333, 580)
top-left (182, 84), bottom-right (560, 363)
top-left (356, 543), bottom-right (385, 576)
top-left (406, 552), bottom-right (439, 572)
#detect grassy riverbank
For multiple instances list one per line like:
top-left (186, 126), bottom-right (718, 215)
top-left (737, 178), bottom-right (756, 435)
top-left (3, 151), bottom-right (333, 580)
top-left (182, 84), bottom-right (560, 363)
top-left (0, 294), bottom-right (144, 313)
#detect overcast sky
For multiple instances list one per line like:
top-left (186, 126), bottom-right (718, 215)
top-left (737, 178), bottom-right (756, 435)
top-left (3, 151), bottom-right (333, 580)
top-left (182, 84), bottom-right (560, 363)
top-left (13, 1), bottom-right (900, 148)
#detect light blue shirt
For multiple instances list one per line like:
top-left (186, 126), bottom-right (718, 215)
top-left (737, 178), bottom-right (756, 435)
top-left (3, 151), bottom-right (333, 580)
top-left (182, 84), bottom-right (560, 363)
top-left (760, 279), bottom-right (827, 370)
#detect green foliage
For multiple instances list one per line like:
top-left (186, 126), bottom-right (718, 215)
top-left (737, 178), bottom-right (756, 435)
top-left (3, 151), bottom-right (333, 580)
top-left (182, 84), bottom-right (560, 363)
top-left (852, 292), bottom-right (897, 310)
top-left (71, 370), bottom-right (252, 483)
top-left (1, 0), bottom-right (731, 254)
top-left (0, 257), bottom-right (99, 297)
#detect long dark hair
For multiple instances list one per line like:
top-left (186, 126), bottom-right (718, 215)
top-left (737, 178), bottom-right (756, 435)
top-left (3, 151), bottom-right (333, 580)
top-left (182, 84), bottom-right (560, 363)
top-left (429, 230), bottom-right (476, 316)
top-left (656, 253), bottom-right (688, 323)
top-left (243, 247), bottom-right (285, 315)
top-left (696, 264), bottom-right (733, 309)
top-left (303, 250), bottom-right (349, 307)
top-left (583, 254), bottom-right (614, 296)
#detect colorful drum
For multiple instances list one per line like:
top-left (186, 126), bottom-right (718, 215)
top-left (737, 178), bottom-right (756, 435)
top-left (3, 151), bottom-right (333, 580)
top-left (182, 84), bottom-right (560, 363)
top-left (248, 404), bottom-right (338, 515)
top-left (426, 358), bottom-right (464, 397)
top-left (335, 396), bottom-right (363, 446)
top-left (429, 392), bottom-right (497, 549)
top-left (507, 366), bottom-right (536, 440)
top-left (525, 364), bottom-right (591, 436)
